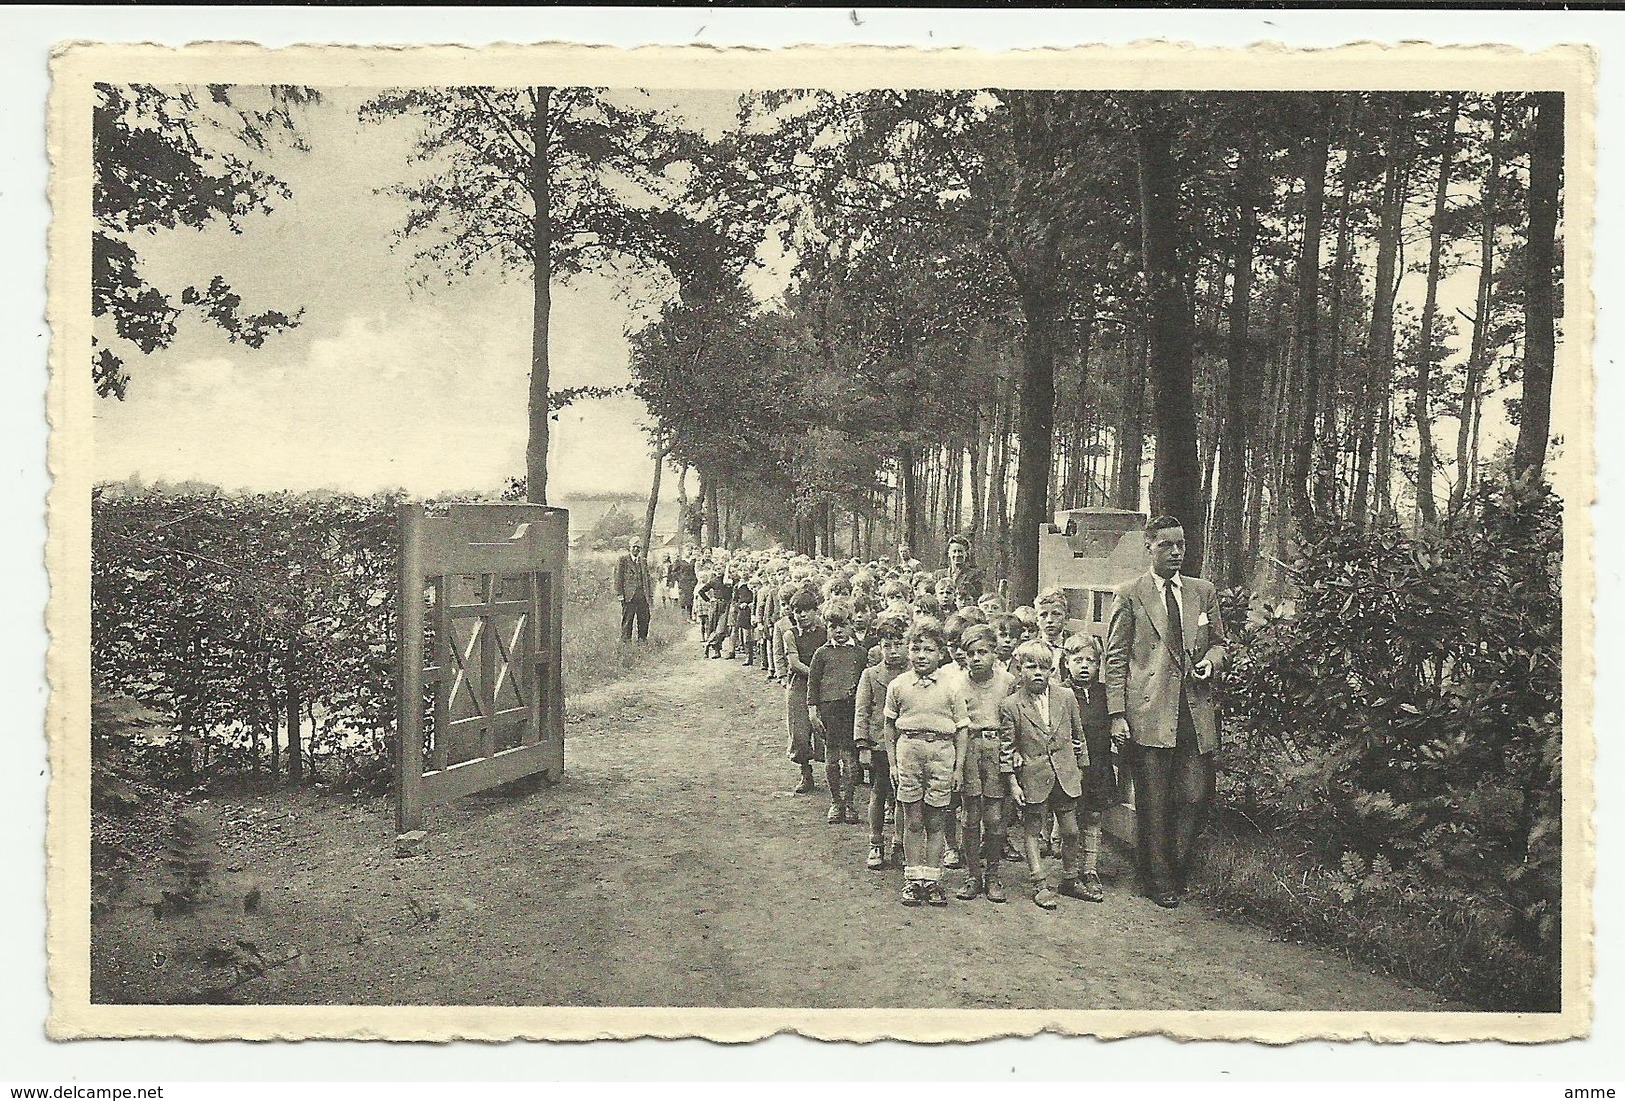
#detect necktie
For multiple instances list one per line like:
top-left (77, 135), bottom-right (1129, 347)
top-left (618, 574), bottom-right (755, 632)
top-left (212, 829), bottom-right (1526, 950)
top-left (1163, 579), bottom-right (1185, 672)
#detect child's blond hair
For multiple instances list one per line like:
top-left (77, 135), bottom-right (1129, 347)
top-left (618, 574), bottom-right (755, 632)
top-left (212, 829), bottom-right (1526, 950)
top-left (1012, 640), bottom-right (1056, 672)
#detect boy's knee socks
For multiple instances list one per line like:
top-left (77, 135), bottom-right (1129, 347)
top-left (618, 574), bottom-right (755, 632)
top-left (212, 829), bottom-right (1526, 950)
top-left (1082, 823), bottom-right (1101, 875)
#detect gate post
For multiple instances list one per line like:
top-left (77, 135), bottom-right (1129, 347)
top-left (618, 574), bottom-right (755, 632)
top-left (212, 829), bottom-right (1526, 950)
top-left (395, 503), bottom-right (426, 833)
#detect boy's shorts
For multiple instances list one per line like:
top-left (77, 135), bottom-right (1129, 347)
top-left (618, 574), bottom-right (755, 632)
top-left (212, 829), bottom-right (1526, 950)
top-left (959, 731), bottom-right (1007, 800)
top-left (893, 732), bottom-right (956, 808)
top-left (816, 698), bottom-right (857, 754)
top-left (1022, 785), bottom-right (1077, 817)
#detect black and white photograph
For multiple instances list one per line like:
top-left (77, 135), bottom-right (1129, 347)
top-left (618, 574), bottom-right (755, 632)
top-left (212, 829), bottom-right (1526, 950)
top-left (48, 41), bottom-right (1590, 1043)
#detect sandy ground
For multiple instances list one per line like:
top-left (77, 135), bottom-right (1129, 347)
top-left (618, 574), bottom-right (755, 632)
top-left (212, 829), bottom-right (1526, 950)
top-left (92, 627), bottom-right (1456, 1011)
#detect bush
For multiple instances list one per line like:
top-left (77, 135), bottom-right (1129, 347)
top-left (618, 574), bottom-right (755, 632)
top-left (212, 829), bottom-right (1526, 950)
top-left (1216, 475), bottom-right (1562, 1009)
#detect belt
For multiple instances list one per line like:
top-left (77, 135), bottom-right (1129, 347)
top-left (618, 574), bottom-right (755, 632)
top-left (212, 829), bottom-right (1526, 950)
top-left (898, 730), bottom-right (956, 743)
top-left (973, 728), bottom-right (1001, 739)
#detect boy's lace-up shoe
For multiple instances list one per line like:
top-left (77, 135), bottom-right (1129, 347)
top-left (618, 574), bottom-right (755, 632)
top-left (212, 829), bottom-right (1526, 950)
top-left (827, 803), bottom-right (844, 824)
top-left (844, 806), bottom-right (861, 825)
top-left (983, 873), bottom-right (1007, 903)
top-left (925, 880), bottom-right (949, 906)
top-left (943, 846), bottom-right (964, 870)
top-left (955, 874), bottom-right (982, 901)
top-left (866, 844), bottom-right (885, 871)
top-left (1033, 882), bottom-right (1059, 910)
top-left (901, 880), bottom-right (925, 907)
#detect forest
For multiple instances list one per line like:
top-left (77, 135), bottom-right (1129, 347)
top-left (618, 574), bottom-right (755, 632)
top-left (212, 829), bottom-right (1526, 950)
top-left (626, 90), bottom-right (1563, 606)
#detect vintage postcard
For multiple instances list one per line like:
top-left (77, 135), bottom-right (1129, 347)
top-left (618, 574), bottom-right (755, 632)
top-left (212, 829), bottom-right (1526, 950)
top-left (46, 40), bottom-right (1593, 1043)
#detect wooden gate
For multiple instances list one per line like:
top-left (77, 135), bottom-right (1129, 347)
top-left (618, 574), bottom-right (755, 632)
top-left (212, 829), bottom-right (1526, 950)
top-left (395, 502), bottom-right (568, 832)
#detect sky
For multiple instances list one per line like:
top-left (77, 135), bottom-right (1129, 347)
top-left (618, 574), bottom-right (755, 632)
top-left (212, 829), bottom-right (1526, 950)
top-left (93, 87), bottom-right (762, 500)
top-left (93, 85), bottom-right (1519, 504)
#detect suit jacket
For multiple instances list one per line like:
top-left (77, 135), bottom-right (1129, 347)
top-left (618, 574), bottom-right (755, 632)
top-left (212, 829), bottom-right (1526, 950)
top-left (615, 553), bottom-right (653, 603)
top-left (998, 685), bottom-right (1088, 803)
top-left (1104, 571), bottom-right (1227, 752)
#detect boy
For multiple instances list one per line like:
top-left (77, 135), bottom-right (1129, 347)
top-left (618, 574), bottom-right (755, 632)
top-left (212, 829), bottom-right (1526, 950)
top-left (732, 570), bottom-right (756, 664)
top-left (1000, 640), bottom-right (1091, 909)
top-left (769, 580), bottom-right (799, 685)
top-left (1034, 586), bottom-right (1072, 655)
top-left (807, 598), bottom-right (866, 824)
top-left (855, 613), bottom-right (910, 869)
top-left (782, 588), bottom-right (828, 794)
top-left (954, 624), bottom-right (1018, 903)
top-left (850, 593), bottom-right (881, 667)
top-left (991, 613), bottom-right (1024, 672)
top-left (1061, 633), bottom-right (1113, 902)
top-left (977, 592), bottom-right (1006, 618)
top-left (884, 620), bottom-right (970, 906)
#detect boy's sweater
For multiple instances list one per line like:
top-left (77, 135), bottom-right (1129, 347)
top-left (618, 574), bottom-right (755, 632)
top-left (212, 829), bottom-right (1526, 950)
top-left (807, 641), bottom-right (866, 706)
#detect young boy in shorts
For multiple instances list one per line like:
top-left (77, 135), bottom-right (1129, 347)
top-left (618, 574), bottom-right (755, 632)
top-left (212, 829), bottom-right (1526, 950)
top-left (884, 620), bottom-right (969, 906)
top-left (855, 613), bottom-right (910, 869)
top-left (1061, 633), bottom-right (1113, 902)
top-left (807, 598), bottom-right (866, 824)
top-left (954, 623), bottom-right (1018, 902)
top-left (1000, 640), bottom-right (1091, 909)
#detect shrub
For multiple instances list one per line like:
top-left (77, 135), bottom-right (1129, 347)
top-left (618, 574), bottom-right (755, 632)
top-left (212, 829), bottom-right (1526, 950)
top-left (1217, 475), bottom-right (1563, 1006)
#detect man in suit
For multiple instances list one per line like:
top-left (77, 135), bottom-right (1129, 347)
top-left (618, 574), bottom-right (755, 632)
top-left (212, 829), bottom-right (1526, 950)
top-left (1104, 515), bottom-right (1227, 909)
top-left (615, 537), bottom-right (654, 642)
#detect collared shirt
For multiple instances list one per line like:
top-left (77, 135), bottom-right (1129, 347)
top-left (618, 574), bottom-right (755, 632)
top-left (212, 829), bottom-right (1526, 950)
top-left (1034, 690), bottom-right (1051, 729)
top-left (960, 666), bottom-right (1017, 731)
top-left (884, 668), bottom-right (970, 735)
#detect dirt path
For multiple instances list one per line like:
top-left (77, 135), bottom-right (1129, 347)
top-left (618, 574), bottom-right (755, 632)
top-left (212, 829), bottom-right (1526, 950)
top-left (93, 627), bottom-right (1457, 1010)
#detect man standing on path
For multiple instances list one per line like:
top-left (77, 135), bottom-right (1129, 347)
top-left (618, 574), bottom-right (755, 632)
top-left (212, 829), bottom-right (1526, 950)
top-left (1104, 515), bottom-right (1227, 910)
top-left (616, 537), bottom-right (654, 642)
top-left (670, 549), bottom-right (698, 622)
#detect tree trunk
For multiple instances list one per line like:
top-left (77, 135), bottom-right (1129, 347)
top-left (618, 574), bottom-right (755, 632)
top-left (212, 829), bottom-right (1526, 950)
top-left (526, 87), bottom-right (555, 505)
top-left (1215, 137), bottom-right (1258, 590)
top-left (1515, 90), bottom-right (1563, 481)
top-left (1452, 93), bottom-right (1505, 514)
top-left (898, 443), bottom-right (920, 554)
top-left (1413, 93), bottom-right (1461, 527)
top-left (285, 679), bottom-right (303, 784)
top-left (969, 404), bottom-right (986, 554)
top-left (641, 435), bottom-right (664, 559)
top-left (1011, 275), bottom-right (1058, 605)
top-left (1288, 97), bottom-right (1332, 529)
top-left (1115, 332), bottom-right (1146, 511)
top-left (1135, 115), bottom-right (1205, 573)
top-left (703, 473), bottom-right (720, 551)
top-left (674, 461), bottom-right (690, 553)
top-left (1354, 101), bottom-right (1412, 525)
top-left (1319, 102), bottom-right (1355, 516)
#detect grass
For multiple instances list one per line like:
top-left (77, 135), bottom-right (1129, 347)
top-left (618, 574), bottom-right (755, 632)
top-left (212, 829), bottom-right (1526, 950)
top-left (561, 552), bottom-right (691, 699)
top-left (1189, 821), bottom-right (1561, 1013)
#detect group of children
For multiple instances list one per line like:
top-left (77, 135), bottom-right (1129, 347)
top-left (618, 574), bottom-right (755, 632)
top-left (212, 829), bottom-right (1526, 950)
top-left (691, 549), bottom-right (1119, 910)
